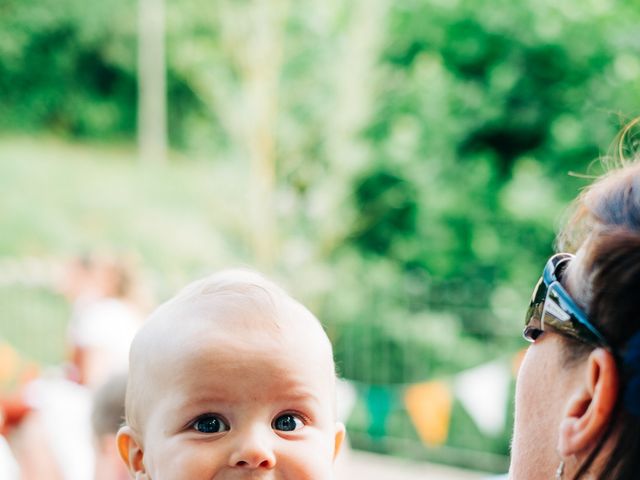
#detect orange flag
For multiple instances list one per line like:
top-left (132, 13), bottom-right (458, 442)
top-left (0, 343), bottom-right (19, 386)
top-left (404, 381), bottom-right (452, 446)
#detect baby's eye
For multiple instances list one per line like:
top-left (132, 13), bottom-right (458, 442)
top-left (192, 414), bottom-right (229, 434)
top-left (272, 413), bottom-right (304, 432)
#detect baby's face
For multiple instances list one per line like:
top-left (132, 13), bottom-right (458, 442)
top-left (122, 306), bottom-right (344, 480)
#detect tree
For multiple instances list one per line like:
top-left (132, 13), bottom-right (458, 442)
top-left (138, 0), bottom-right (167, 164)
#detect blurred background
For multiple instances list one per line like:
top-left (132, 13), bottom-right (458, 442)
top-left (1, 0), bottom-right (640, 477)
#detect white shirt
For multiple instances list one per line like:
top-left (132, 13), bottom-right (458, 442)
top-left (0, 435), bottom-right (20, 480)
top-left (68, 298), bottom-right (141, 372)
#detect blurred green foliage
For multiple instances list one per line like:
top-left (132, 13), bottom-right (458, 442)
top-left (1, 0), bottom-right (640, 467)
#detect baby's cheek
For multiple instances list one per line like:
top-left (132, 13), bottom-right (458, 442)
top-left (145, 439), bottom-right (220, 480)
top-left (281, 431), bottom-right (336, 479)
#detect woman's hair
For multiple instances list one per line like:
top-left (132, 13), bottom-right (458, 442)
top-left (557, 120), bottom-right (640, 479)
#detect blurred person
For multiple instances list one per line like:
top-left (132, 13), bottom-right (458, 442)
top-left (16, 375), bottom-right (93, 480)
top-left (6, 348), bottom-right (95, 480)
top-left (0, 339), bottom-right (50, 479)
top-left (4, 253), bottom-right (146, 480)
top-left (0, 343), bottom-right (34, 438)
top-left (510, 121), bottom-right (640, 479)
top-left (8, 410), bottom-right (65, 480)
top-left (61, 253), bottom-right (146, 389)
top-left (0, 408), bottom-right (20, 480)
top-left (116, 269), bottom-right (345, 479)
top-left (92, 373), bottom-right (129, 480)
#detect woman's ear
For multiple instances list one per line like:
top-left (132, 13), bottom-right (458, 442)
top-left (557, 348), bottom-right (619, 457)
top-left (116, 425), bottom-right (147, 478)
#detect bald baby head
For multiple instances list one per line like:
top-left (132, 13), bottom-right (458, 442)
top-left (124, 269), bottom-right (336, 434)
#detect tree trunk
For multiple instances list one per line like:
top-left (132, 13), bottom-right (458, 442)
top-left (138, 0), bottom-right (167, 165)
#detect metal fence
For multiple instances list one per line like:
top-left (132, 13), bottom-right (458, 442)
top-left (0, 266), bottom-right (513, 474)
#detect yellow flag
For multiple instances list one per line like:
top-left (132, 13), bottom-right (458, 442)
top-left (404, 381), bottom-right (452, 446)
top-left (0, 342), bottom-right (19, 385)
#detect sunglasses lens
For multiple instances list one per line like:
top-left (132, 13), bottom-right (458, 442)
top-left (525, 278), bottom-right (545, 324)
top-left (523, 277), bottom-right (546, 342)
top-left (522, 253), bottom-right (610, 348)
top-left (523, 325), bottom-right (543, 342)
top-left (543, 288), bottom-right (571, 321)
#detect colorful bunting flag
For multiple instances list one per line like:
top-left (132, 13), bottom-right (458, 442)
top-left (453, 360), bottom-right (511, 437)
top-left (0, 341), bottom-right (39, 392)
top-left (404, 381), bottom-right (452, 446)
top-left (0, 343), bottom-right (19, 386)
top-left (364, 385), bottom-right (394, 439)
top-left (336, 378), bottom-right (357, 423)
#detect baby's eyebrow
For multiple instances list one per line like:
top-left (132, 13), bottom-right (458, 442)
top-left (174, 393), bottom-right (234, 410)
top-left (175, 390), bottom-right (319, 406)
top-left (274, 388), bottom-right (322, 406)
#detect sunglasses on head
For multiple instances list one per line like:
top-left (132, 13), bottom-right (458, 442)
top-left (523, 253), bottom-right (610, 348)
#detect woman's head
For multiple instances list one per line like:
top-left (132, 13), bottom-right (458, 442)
top-left (60, 252), bottom-right (146, 307)
top-left (511, 133), bottom-right (640, 479)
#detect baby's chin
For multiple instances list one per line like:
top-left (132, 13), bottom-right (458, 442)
top-left (203, 469), bottom-right (335, 480)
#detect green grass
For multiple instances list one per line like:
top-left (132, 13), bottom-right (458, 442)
top-left (0, 136), bottom-right (258, 284)
top-left (0, 286), bottom-right (69, 365)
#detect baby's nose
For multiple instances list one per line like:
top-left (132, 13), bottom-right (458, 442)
top-left (228, 428), bottom-right (276, 469)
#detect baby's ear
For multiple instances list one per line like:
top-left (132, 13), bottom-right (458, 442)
top-left (333, 422), bottom-right (346, 460)
top-left (116, 425), bottom-right (147, 478)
